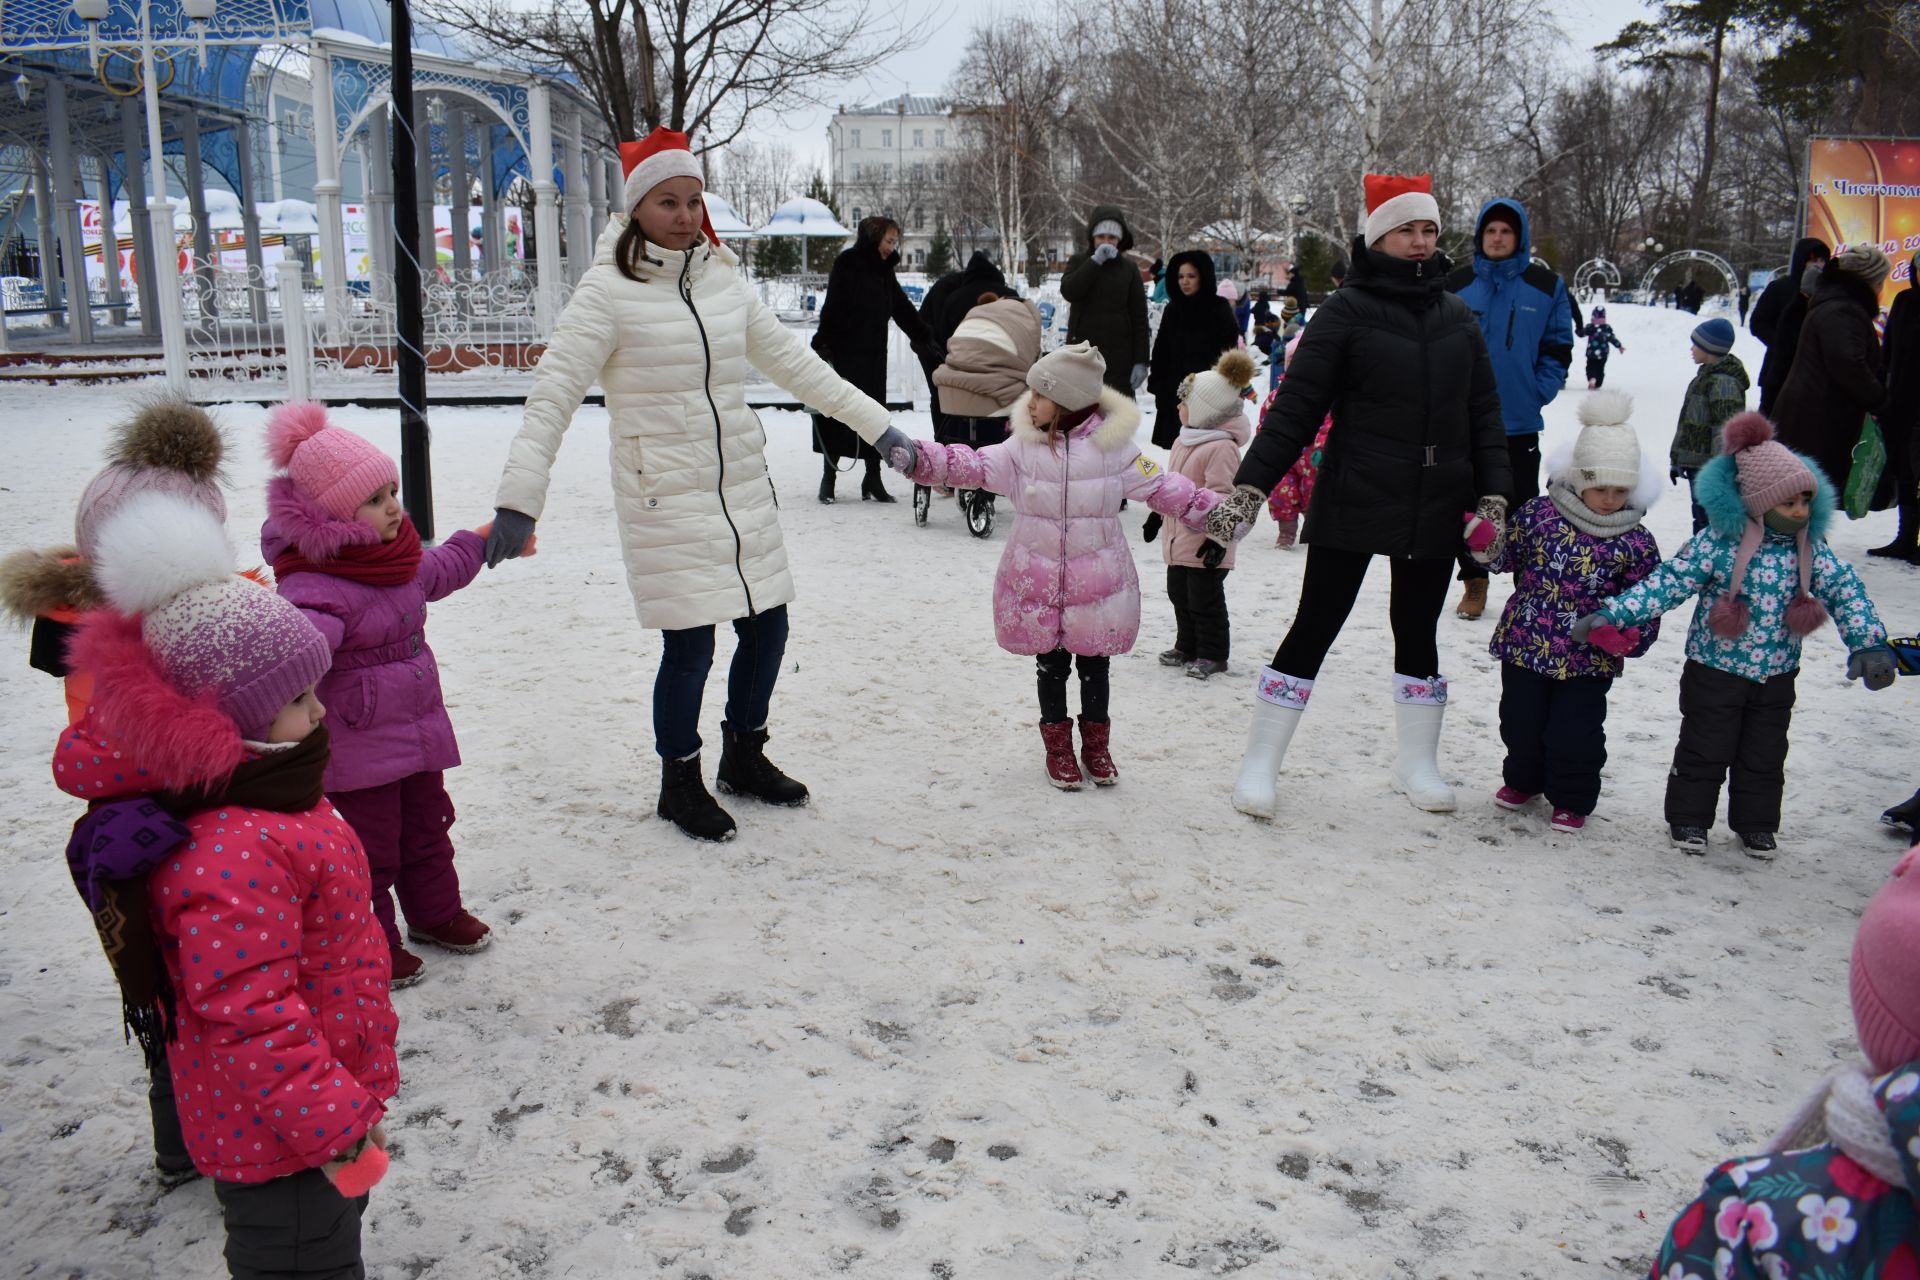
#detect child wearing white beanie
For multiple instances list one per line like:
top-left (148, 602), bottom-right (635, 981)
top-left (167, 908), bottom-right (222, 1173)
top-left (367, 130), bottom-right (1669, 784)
top-left (1144, 349), bottom-right (1256, 679)
top-left (1484, 391), bottom-right (1665, 833)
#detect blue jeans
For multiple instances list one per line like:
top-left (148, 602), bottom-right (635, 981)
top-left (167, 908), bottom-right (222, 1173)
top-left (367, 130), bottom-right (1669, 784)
top-left (654, 605), bottom-right (789, 759)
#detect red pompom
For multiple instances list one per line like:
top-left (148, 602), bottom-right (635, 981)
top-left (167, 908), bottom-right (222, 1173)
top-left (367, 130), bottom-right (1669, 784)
top-left (1720, 411), bottom-right (1774, 456)
top-left (264, 401), bottom-right (332, 469)
top-left (1708, 594), bottom-right (1750, 638)
top-left (329, 1144), bottom-right (388, 1198)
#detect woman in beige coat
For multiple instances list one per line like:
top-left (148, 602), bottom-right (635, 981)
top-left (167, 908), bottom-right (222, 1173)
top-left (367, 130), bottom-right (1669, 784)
top-left (484, 128), bottom-right (918, 842)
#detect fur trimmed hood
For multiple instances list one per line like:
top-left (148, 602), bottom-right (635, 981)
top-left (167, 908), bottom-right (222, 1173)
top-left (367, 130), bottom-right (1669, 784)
top-left (1008, 385), bottom-right (1141, 449)
top-left (1694, 447), bottom-right (1835, 542)
top-left (60, 609), bottom-right (246, 794)
top-left (261, 475), bottom-right (383, 563)
top-left (1, 546), bottom-right (103, 621)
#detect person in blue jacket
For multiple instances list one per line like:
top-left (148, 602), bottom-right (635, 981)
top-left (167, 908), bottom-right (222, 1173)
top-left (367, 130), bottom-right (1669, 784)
top-left (1446, 198), bottom-right (1574, 619)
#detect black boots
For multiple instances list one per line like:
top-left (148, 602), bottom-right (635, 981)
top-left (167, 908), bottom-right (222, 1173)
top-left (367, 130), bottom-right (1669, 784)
top-left (658, 753), bottom-right (736, 842)
top-left (819, 457), bottom-right (836, 504)
top-left (716, 722), bottom-right (810, 807)
top-left (861, 458), bottom-right (896, 502)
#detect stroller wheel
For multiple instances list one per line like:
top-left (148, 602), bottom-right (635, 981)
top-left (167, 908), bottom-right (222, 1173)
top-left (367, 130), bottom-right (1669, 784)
top-left (967, 491), bottom-right (995, 539)
top-left (913, 484), bottom-right (931, 527)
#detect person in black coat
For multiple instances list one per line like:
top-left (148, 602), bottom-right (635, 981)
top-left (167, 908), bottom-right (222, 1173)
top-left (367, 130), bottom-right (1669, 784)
top-left (1877, 253), bottom-right (1920, 560)
top-left (1280, 263), bottom-right (1310, 314)
top-left (1060, 204), bottom-right (1150, 396)
top-left (811, 216), bottom-right (940, 503)
top-left (1204, 174), bottom-right (1511, 823)
top-left (1752, 237), bottom-right (1829, 414)
top-left (1146, 250), bottom-right (1242, 448)
top-left (1773, 245), bottom-right (1890, 508)
top-left (917, 251), bottom-right (1009, 442)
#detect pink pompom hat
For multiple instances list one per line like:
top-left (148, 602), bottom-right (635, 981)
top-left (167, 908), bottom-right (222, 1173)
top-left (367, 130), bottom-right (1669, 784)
top-left (265, 401), bottom-right (398, 523)
top-left (1707, 412), bottom-right (1827, 640)
top-left (1852, 848), bottom-right (1920, 1073)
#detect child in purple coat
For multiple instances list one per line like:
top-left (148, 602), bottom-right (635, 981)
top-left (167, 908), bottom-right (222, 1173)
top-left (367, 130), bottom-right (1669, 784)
top-left (262, 403), bottom-right (502, 986)
top-left (1487, 391), bottom-right (1662, 832)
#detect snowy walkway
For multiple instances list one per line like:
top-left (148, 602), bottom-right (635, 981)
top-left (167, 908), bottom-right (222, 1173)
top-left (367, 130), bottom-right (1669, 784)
top-left (0, 304), bottom-right (1912, 1278)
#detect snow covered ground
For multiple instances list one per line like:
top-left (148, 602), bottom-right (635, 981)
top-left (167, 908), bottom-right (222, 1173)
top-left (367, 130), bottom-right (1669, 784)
top-left (1, 301), bottom-right (1914, 1278)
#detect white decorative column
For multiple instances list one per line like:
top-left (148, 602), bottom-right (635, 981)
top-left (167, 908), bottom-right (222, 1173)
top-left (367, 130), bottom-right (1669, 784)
top-left (309, 49), bottom-right (350, 338)
top-left (561, 109), bottom-right (589, 285)
top-left (365, 116), bottom-right (393, 287)
top-left (119, 99), bottom-right (159, 338)
top-left (587, 130), bottom-right (607, 241)
top-left (415, 106), bottom-right (436, 281)
top-left (476, 122), bottom-right (501, 274)
top-left (527, 82), bottom-right (561, 331)
top-left (32, 151), bottom-right (62, 325)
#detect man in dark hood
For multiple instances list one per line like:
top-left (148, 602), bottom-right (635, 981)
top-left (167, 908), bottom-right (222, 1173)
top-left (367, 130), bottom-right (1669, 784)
top-left (1060, 205), bottom-right (1150, 396)
top-left (1751, 236), bottom-right (1829, 414)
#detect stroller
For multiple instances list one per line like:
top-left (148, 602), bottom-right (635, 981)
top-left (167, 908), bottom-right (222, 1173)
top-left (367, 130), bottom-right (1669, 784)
top-left (914, 412), bottom-right (1010, 538)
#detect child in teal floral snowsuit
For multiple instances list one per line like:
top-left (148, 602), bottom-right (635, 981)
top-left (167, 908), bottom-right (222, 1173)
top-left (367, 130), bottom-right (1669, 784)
top-left (1650, 849), bottom-right (1920, 1280)
top-left (1488, 392), bottom-right (1662, 832)
top-left (1582, 412), bottom-right (1895, 857)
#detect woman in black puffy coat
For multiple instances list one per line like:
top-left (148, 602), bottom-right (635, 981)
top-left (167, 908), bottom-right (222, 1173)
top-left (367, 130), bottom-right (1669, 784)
top-left (1207, 175), bottom-right (1510, 822)
top-left (1147, 250), bottom-right (1242, 448)
top-left (810, 216), bottom-right (940, 503)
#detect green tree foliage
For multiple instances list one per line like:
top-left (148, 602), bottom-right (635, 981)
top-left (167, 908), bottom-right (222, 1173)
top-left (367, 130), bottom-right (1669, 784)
top-left (925, 217), bottom-right (955, 278)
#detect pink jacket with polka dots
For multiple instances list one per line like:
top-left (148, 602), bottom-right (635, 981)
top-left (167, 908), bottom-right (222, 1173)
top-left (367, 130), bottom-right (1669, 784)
top-left (54, 612), bottom-right (398, 1185)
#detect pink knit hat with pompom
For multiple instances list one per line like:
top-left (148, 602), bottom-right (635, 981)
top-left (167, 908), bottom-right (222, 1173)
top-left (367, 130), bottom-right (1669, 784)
top-left (1707, 412), bottom-right (1826, 640)
top-left (266, 402), bottom-right (398, 522)
top-left (1851, 848), bottom-right (1920, 1073)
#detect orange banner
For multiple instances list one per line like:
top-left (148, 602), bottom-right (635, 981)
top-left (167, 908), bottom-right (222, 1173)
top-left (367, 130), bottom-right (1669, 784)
top-left (1805, 135), bottom-right (1920, 313)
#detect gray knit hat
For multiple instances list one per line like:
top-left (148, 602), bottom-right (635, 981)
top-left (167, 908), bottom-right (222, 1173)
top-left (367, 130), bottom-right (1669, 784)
top-left (1026, 341), bottom-right (1106, 411)
top-left (1832, 244), bottom-right (1891, 289)
top-left (1090, 220), bottom-right (1123, 240)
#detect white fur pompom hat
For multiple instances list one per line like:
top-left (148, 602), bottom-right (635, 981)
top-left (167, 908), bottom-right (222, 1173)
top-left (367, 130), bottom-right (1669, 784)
top-left (1546, 390), bottom-right (1663, 512)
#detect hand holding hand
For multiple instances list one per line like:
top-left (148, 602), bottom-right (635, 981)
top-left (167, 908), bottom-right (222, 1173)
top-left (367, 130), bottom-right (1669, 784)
top-left (1587, 622), bottom-right (1641, 657)
top-left (1141, 512), bottom-right (1163, 544)
top-left (483, 509), bottom-right (537, 568)
top-left (1462, 495), bottom-right (1508, 564)
top-left (1848, 645), bottom-right (1898, 691)
top-left (1570, 612), bottom-right (1610, 644)
top-left (876, 426), bottom-right (919, 477)
top-left (1204, 485), bottom-right (1266, 547)
top-left (1091, 243), bottom-right (1118, 265)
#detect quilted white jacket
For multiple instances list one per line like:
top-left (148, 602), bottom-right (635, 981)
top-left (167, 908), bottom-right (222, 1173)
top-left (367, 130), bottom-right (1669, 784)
top-left (496, 218), bottom-right (891, 630)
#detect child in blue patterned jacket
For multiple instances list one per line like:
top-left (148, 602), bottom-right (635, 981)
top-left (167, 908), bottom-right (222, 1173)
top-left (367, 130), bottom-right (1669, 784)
top-left (1487, 392), bottom-right (1662, 834)
top-left (1577, 412), bottom-right (1896, 858)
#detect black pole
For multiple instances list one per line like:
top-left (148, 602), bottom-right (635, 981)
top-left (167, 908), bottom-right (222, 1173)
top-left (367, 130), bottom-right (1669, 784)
top-left (390, 0), bottom-right (434, 540)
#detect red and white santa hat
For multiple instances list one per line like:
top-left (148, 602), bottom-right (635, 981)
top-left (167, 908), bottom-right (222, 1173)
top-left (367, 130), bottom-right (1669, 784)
top-left (1363, 173), bottom-right (1441, 247)
top-left (619, 127), bottom-right (718, 244)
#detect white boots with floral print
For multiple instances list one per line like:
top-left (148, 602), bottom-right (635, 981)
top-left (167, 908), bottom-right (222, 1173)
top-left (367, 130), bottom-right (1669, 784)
top-left (1390, 674), bottom-right (1456, 812)
top-left (1232, 668), bottom-right (1312, 819)
top-left (1233, 670), bottom-right (1456, 818)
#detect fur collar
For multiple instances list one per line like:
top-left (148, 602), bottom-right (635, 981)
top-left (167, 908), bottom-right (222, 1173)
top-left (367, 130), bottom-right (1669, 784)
top-left (1, 546), bottom-right (103, 620)
top-left (1008, 386), bottom-right (1141, 449)
top-left (65, 610), bottom-right (245, 793)
top-left (1694, 449), bottom-right (1835, 541)
top-left (264, 476), bottom-right (383, 563)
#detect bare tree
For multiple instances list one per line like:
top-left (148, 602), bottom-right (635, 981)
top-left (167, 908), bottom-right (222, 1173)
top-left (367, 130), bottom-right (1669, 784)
top-left (429, 0), bottom-right (918, 145)
top-left (948, 18), bottom-right (1069, 281)
top-left (710, 138), bottom-right (796, 226)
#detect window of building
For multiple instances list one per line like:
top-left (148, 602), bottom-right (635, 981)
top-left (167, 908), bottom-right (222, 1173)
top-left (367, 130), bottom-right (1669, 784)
top-left (882, 163), bottom-right (892, 182)
top-left (935, 162), bottom-right (947, 182)
top-left (913, 129), bottom-right (923, 147)
top-left (850, 128), bottom-right (860, 148)
top-left (852, 207), bottom-right (862, 223)
top-left (914, 249), bottom-right (925, 265)
top-left (934, 129), bottom-right (945, 148)
top-left (881, 128), bottom-right (893, 148)
top-left (913, 207), bottom-right (925, 231)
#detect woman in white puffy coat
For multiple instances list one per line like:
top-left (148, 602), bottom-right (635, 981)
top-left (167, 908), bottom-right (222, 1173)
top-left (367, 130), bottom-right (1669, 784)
top-left (486, 129), bottom-right (917, 843)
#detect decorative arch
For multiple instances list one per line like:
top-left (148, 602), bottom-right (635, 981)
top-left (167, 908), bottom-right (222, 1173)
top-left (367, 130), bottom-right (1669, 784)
top-left (1574, 257), bottom-right (1622, 293)
top-left (1637, 249), bottom-right (1739, 300)
top-left (329, 54), bottom-right (529, 158)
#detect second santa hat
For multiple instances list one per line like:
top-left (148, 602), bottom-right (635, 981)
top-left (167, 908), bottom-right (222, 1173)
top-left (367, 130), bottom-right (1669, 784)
top-left (1364, 174), bottom-right (1442, 247)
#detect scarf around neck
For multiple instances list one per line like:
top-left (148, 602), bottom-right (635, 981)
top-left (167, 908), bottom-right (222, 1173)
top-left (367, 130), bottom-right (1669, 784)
top-left (1547, 482), bottom-right (1644, 539)
top-left (157, 722), bottom-right (332, 819)
top-left (273, 518), bottom-right (422, 586)
top-left (1768, 1061), bottom-right (1905, 1187)
top-left (1178, 425), bottom-right (1238, 448)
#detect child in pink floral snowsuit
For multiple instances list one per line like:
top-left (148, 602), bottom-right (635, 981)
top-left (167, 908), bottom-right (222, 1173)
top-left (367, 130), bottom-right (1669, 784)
top-left (891, 342), bottom-right (1221, 791)
top-left (1262, 339), bottom-right (1332, 547)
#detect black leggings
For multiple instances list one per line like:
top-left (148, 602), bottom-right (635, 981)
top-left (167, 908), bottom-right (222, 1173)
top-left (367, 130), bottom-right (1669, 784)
top-left (1272, 547), bottom-right (1453, 679)
top-left (1037, 649), bottom-right (1110, 723)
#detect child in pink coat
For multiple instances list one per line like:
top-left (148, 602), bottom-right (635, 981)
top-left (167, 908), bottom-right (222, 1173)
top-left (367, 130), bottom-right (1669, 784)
top-left (1146, 348), bottom-right (1254, 679)
top-left (1263, 335), bottom-right (1332, 548)
top-left (262, 402), bottom-right (509, 987)
top-left (890, 342), bottom-right (1222, 789)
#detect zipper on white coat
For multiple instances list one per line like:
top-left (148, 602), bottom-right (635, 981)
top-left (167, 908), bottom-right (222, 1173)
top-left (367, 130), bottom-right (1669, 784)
top-left (679, 249), bottom-right (756, 617)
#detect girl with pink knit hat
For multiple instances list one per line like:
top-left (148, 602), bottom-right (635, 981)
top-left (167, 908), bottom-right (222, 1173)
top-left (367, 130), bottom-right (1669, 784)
top-left (1649, 848), bottom-right (1920, 1278)
top-left (262, 402), bottom-right (506, 987)
top-left (1577, 412), bottom-right (1895, 858)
